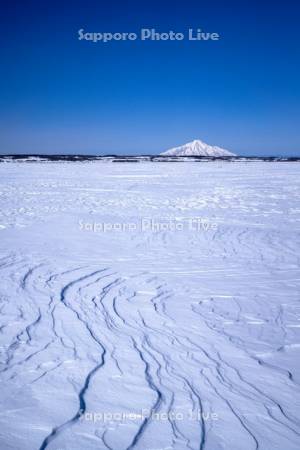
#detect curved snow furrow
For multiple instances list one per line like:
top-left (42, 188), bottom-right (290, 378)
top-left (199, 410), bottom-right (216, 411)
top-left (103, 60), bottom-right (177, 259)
top-left (133, 302), bottom-right (209, 446)
top-left (140, 334), bottom-right (187, 439)
top-left (175, 337), bottom-right (263, 448)
top-left (192, 299), bottom-right (294, 375)
top-left (202, 307), bottom-right (299, 393)
top-left (202, 370), bottom-right (260, 450)
top-left (214, 351), bottom-right (300, 437)
top-left (36, 268), bottom-right (161, 449)
top-left (30, 360), bottom-right (64, 384)
top-left (201, 220), bottom-right (298, 272)
top-left (0, 263), bottom-right (53, 374)
top-left (20, 264), bottom-right (46, 290)
top-left (163, 335), bottom-right (261, 447)
top-left (71, 270), bottom-right (180, 447)
top-left (52, 264), bottom-right (300, 446)
top-left (38, 350), bottom-right (107, 450)
top-left (95, 277), bottom-right (126, 332)
top-left (82, 271), bottom-right (204, 448)
top-left (136, 283), bottom-right (300, 450)
top-left (126, 337), bottom-right (163, 450)
top-left (141, 332), bottom-right (208, 449)
top-left (1, 306), bottom-right (41, 371)
top-left (188, 306), bottom-right (300, 442)
top-left (138, 336), bottom-right (196, 449)
top-left (45, 265), bottom-right (90, 288)
top-left (38, 269), bottom-right (112, 450)
top-left (15, 307), bottom-right (42, 346)
top-left (212, 350), bottom-right (300, 433)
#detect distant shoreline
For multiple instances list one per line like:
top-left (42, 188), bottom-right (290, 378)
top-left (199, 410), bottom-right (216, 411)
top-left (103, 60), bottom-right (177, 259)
top-left (1, 155), bottom-right (300, 163)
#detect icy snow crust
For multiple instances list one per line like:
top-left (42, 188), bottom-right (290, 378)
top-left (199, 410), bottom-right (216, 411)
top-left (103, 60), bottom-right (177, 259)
top-left (0, 161), bottom-right (300, 450)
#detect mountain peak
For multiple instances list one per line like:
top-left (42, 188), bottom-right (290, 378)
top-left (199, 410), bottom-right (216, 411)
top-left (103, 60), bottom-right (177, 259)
top-left (161, 139), bottom-right (236, 157)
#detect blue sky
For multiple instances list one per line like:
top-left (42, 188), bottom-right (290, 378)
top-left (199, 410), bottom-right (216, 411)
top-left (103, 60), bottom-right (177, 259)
top-left (0, 0), bottom-right (299, 156)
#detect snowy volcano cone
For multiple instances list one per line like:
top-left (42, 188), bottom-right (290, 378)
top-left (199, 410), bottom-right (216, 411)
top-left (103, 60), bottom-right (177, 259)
top-left (161, 139), bottom-right (236, 156)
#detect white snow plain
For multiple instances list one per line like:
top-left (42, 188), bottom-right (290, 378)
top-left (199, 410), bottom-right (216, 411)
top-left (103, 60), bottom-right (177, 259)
top-left (0, 161), bottom-right (300, 450)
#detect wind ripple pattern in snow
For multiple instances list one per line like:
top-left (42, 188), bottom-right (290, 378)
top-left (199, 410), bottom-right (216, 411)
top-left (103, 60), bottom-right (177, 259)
top-left (0, 161), bottom-right (300, 450)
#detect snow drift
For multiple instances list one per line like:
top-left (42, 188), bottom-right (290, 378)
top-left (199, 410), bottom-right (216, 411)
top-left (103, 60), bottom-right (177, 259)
top-left (0, 160), bottom-right (299, 450)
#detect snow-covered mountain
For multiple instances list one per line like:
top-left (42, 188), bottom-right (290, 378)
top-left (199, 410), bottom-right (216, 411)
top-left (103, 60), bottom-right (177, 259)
top-left (161, 139), bottom-right (236, 156)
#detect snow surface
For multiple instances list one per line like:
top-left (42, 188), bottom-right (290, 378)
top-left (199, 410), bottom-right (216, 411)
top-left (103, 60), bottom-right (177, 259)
top-left (161, 140), bottom-right (236, 157)
top-left (0, 161), bottom-right (300, 450)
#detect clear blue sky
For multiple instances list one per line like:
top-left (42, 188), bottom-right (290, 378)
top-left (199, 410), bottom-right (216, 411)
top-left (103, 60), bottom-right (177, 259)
top-left (0, 0), bottom-right (299, 156)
